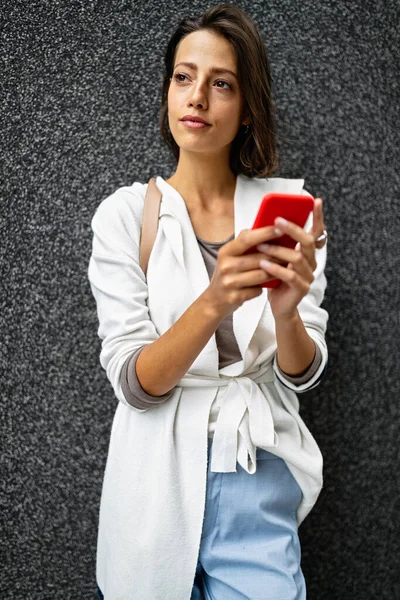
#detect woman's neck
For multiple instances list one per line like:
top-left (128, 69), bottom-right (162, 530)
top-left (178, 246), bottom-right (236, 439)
top-left (166, 151), bottom-right (237, 210)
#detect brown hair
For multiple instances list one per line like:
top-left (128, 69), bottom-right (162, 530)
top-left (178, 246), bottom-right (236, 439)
top-left (159, 3), bottom-right (279, 178)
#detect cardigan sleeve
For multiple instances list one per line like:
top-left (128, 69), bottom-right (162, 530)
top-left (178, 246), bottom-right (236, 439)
top-left (274, 341), bottom-right (327, 392)
top-left (272, 187), bottom-right (329, 393)
top-left (120, 347), bottom-right (175, 409)
top-left (87, 184), bottom-right (175, 413)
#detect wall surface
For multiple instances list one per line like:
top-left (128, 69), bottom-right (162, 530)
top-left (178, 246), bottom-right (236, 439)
top-left (1, 0), bottom-right (399, 598)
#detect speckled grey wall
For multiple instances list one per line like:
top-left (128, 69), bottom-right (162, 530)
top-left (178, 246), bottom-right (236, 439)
top-left (1, 0), bottom-right (399, 598)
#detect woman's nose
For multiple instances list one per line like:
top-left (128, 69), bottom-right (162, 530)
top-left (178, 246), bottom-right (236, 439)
top-left (189, 82), bottom-right (208, 109)
top-left (190, 99), bottom-right (204, 109)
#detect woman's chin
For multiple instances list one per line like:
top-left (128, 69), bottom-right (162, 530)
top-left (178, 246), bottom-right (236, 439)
top-left (173, 136), bottom-right (233, 157)
top-left (175, 141), bottom-right (218, 154)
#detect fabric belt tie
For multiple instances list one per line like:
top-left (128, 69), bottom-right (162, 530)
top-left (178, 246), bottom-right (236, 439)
top-left (177, 364), bottom-right (278, 474)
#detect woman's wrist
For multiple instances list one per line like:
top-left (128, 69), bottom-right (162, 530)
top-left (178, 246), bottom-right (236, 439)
top-left (275, 310), bottom-right (316, 376)
top-left (274, 308), bottom-right (301, 327)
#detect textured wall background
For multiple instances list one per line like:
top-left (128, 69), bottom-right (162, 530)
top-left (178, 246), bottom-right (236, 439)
top-left (1, 0), bottom-right (399, 598)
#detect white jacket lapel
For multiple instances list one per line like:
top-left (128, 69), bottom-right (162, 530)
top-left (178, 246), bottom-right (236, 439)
top-left (156, 176), bottom-right (211, 301)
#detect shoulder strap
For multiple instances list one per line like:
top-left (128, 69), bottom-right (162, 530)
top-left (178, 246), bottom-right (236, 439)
top-left (139, 177), bottom-right (162, 276)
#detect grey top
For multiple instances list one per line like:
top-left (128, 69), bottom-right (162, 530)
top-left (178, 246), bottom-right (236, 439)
top-left (120, 233), bottom-right (323, 410)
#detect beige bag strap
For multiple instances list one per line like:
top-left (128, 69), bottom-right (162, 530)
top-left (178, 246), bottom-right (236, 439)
top-left (139, 177), bottom-right (162, 276)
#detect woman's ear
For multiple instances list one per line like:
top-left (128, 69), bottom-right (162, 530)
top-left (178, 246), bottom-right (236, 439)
top-left (240, 109), bottom-right (250, 127)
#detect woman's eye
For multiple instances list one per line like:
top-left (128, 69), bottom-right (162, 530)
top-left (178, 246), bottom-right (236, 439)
top-left (174, 73), bottom-right (188, 82)
top-left (173, 74), bottom-right (232, 90)
top-left (215, 80), bottom-right (232, 90)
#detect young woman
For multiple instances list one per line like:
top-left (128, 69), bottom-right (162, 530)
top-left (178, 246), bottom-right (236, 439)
top-left (88, 4), bottom-right (328, 599)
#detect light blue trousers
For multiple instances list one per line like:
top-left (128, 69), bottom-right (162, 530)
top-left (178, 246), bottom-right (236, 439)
top-left (191, 438), bottom-right (306, 600)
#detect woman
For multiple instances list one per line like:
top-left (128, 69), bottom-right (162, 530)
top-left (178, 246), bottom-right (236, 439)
top-left (88, 4), bottom-right (328, 599)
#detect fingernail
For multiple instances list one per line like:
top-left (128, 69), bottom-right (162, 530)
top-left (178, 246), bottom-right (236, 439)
top-left (260, 259), bottom-right (272, 269)
top-left (257, 243), bottom-right (270, 251)
top-left (275, 217), bottom-right (288, 227)
top-left (274, 228), bottom-right (283, 235)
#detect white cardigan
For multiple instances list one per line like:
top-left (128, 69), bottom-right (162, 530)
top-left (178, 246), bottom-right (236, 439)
top-left (88, 174), bottom-right (329, 600)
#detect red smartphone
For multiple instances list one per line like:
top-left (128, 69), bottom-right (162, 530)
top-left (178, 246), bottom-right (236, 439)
top-left (244, 192), bottom-right (314, 288)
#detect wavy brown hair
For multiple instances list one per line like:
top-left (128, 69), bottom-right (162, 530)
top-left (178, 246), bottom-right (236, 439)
top-left (159, 3), bottom-right (279, 178)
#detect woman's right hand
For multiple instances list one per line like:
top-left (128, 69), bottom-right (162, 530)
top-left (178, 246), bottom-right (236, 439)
top-left (203, 226), bottom-right (284, 319)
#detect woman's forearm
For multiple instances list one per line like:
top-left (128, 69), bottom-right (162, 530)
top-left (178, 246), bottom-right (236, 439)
top-left (135, 292), bottom-right (225, 396)
top-left (136, 294), bottom-right (316, 396)
top-left (275, 310), bottom-right (316, 376)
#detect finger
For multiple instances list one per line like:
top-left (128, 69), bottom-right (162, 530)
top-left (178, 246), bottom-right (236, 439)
top-left (273, 217), bottom-right (315, 264)
top-left (222, 265), bottom-right (280, 288)
top-left (257, 243), bottom-right (301, 264)
top-left (231, 226), bottom-right (286, 258)
top-left (311, 198), bottom-right (325, 239)
top-left (257, 243), bottom-right (316, 274)
top-left (274, 217), bottom-right (313, 245)
top-left (218, 253), bottom-right (286, 287)
top-left (234, 254), bottom-right (288, 279)
top-left (259, 259), bottom-right (313, 293)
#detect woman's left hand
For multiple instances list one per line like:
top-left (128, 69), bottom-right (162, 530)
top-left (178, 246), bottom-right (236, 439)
top-left (257, 197), bottom-right (326, 321)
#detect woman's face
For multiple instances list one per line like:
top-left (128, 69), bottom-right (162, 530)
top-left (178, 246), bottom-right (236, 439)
top-left (167, 29), bottom-right (247, 156)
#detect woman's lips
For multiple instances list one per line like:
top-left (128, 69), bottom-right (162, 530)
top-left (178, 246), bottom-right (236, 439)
top-left (181, 120), bottom-right (211, 129)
